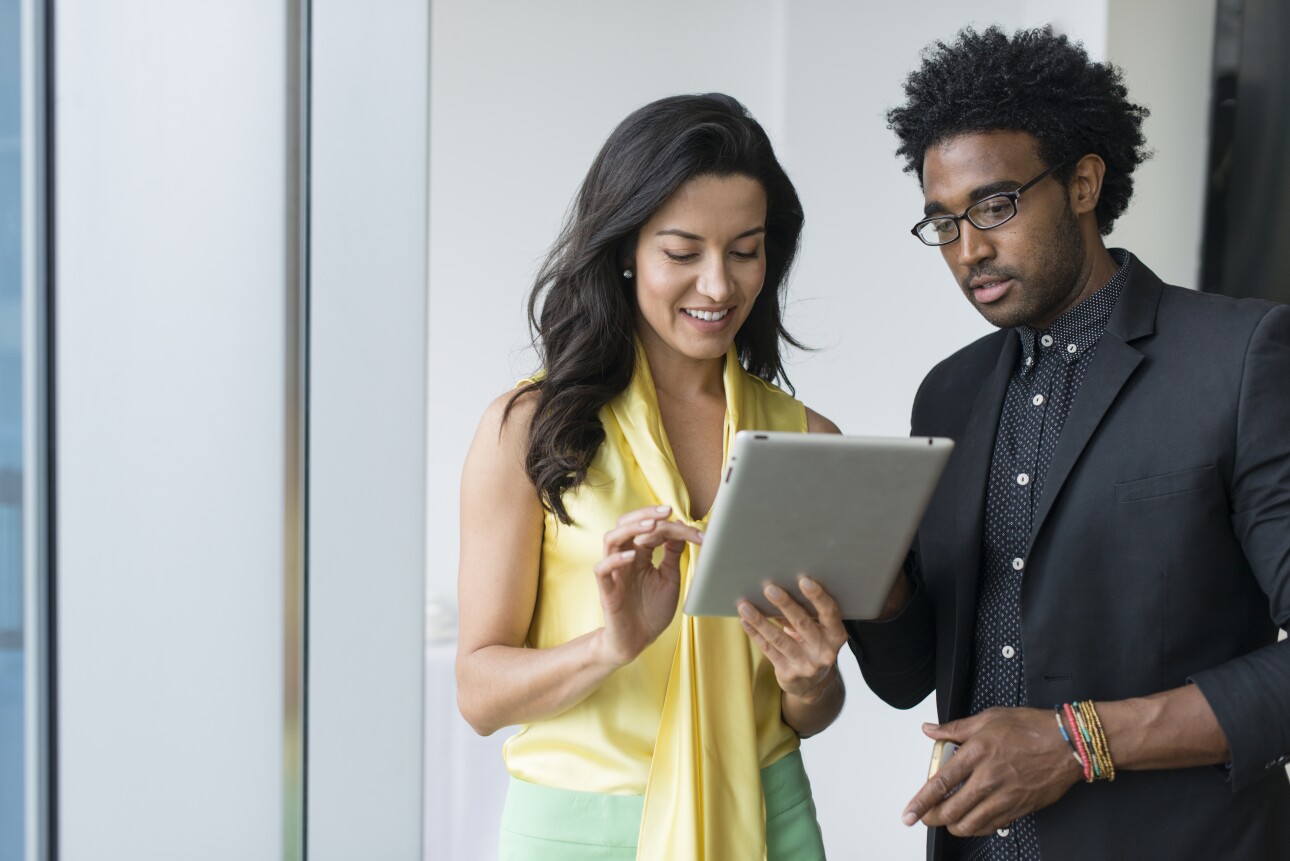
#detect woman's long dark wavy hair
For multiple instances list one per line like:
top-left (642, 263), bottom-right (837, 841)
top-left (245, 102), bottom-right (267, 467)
top-left (507, 93), bottom-right (805, 525)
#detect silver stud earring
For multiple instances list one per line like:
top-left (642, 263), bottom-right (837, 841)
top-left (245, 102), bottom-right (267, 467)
top-left (622, 269), bottom-right (633, 279)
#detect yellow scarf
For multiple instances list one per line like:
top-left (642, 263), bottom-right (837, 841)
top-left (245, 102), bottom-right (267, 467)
top-left (609, 342), bottom-right (802, 860)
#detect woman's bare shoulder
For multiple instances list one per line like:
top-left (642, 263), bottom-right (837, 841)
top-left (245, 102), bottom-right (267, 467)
top-left (476, 385), bottom-right (539, 441)
top-left (804, 406), bottom-right (841, 435)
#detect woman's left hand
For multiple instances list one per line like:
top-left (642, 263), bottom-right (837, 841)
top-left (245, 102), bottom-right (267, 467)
top-left (738, 577), bottom-right (847, 703)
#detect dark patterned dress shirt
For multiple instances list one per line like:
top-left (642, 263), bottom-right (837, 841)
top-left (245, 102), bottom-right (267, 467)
top-left (961, 250), bottom-right (1132, 861)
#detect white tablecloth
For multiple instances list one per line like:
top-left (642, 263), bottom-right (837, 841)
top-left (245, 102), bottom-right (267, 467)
top-left (424, 641), bottom-right (510, 860)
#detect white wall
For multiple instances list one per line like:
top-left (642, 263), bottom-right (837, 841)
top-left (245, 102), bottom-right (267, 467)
top-left (54, 3), bottom-right (436, 858)
top-left (1105, 0), bottom-right (1217, 287)
top-left (427, 3), bottom-right (1214, 859)
top-left (309, 0), bottom-right (428, 857)
top-left (55, 3), bottom-right (290, 858)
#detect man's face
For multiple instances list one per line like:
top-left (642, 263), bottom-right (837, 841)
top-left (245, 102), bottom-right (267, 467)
top-left (920, 130), bottom-right (1087, 330)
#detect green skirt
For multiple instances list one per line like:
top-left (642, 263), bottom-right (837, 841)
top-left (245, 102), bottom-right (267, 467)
top-left (498, 749), bottom-right (826, 860)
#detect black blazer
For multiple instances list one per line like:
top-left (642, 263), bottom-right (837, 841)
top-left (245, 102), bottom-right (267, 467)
top-left (847, 259), bottom-right (1290, 860)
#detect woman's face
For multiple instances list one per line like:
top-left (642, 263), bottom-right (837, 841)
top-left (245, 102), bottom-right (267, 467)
top-left (630, 174), bottom-right (768, 369)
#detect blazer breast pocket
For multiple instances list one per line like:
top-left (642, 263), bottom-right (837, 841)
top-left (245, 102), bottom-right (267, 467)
top-left (1115, 465), bottom-right (1218, 503)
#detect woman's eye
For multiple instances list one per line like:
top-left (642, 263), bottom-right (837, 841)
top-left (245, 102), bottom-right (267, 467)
top-left (730, 248), bottom-right (761, 261)
top-left (663, 250), bottom-right (698, 262)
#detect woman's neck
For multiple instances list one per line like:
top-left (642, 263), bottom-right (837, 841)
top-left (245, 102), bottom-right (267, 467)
top-left (640, 337), bottom-right (727, 402)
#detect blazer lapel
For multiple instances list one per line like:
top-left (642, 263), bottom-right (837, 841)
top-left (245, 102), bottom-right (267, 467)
top-left (1028, 262), bottom-right (1163, 546)
top-left (947, 332), bottom-right (1017, 717)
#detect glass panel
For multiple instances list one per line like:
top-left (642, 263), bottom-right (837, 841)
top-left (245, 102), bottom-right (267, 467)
top-left (0, 0), bottom-right (26, 857)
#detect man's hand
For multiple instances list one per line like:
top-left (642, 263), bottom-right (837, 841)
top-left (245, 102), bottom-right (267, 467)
top-left (902, 707), bottom-right (1084, 836)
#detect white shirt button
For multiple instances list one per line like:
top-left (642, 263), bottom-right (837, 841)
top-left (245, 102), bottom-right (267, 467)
top-left (1025, 356), bottom-right (1034, 367)
top-left (1040, 334), bottom-right (1054, 347)
top-left (1016, 473), bottom-right (1030, 486)
top-left (1002, 645), bottom-right (1016, 659)
top-left (997, 827), bottom-right (1011, 838)
top-left (1012, 557), bottom-right (1025, 571)
top-left (1032, 394), bottom-right (1045, 406)
top-left (1067, 343), bottom-right (1078, 354)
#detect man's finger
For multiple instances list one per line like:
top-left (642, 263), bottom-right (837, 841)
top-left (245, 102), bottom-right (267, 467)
top-left (903, 775), bottom-right (953, 826)
top-left (902, 752), bottom-right (972, 826)
top-left (920, 765), bottom-right (990, 828)
top-left (922, 716), bottom-right (972, 741)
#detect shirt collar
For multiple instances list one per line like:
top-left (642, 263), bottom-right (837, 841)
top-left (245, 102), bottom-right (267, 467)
top-left (1017, 249), bottom-right (1132, 370)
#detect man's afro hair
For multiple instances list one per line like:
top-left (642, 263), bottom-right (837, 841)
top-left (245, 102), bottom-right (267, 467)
top-left (888, 25), bottom-right (1150, 235)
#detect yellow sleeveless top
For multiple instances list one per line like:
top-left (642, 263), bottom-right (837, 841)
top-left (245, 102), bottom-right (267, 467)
top-left (502, 343), bottom-right (807, 860)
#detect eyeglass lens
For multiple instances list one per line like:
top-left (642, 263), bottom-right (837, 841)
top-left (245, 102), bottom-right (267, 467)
top-left (915, 194), bottom-right (1019, 245)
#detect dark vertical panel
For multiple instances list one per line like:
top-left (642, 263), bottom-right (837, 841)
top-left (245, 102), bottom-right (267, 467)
top-left (1201, 0), bottom-right (1290, 303)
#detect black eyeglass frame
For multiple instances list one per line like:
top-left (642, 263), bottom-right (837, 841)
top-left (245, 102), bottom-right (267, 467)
top-left (910, 159), bottom-right (1073, 246)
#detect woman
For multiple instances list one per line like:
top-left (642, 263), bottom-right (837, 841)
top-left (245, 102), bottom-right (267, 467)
top-left (456, 93), bottom-right (847, 860)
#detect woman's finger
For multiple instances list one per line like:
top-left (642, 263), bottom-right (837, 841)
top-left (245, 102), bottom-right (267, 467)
top-left (739, 601), bottom-right (799, 661)
top-left (739, 610), bottom-right (787, 665)
top-left (798, 577), bottom-right (848, 651)
top-left (631, 521), bottom-right (705, 549)
top-left (656, 538), bottom-right (688, 578)
top-left (592, 549), bottom-right (637, 580)
top-left (615, 505), bottom-right (671, 528)
top-left (761, 583), bottom-right (820, 646)
top-left (781, 626), bottom-right (806, 644)
top-left (602, 516), bottom-right (666, 556)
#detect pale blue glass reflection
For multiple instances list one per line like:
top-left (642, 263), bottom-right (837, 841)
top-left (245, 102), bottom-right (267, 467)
top-left (0, 0), bottom-right (25, 857)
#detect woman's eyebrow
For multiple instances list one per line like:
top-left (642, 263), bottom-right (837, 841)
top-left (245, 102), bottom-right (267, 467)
top-left (654, 226), bottom-right (766, 240)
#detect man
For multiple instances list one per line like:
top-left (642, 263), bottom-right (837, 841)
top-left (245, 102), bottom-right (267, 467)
top-left (846, 25), bottom-right (1290, 861)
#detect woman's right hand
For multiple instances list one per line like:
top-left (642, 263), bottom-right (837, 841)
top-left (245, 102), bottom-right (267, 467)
top-left (593, 505), bottom-right (704, 668)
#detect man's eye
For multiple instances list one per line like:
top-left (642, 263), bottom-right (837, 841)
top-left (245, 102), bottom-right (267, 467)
top-left (974, 197), bottom-right (1013, 221)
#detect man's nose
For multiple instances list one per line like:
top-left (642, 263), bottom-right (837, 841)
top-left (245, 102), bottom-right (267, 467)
top-left (953, 220), bottom-right (995, 268)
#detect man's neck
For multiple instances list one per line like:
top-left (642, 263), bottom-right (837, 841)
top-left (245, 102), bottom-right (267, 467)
top-left (1084, 245), bottom-right (1121, 297)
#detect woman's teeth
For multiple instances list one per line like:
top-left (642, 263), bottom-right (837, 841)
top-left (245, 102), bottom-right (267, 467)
top-left (683, 309), bottom-right (729, 322)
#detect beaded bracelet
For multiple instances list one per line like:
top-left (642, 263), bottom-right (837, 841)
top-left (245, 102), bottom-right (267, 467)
top-left (1061, 702), bottom-right (1093, 781)
top-left (1071, 705), bottom-right (1101, 779)
top-left (1057, 700), bottom-right (1116, 783)
top-left (1077, 700), bottom-right (1116, 782)
top-left (1053, 710), bottom-right (1083, 767)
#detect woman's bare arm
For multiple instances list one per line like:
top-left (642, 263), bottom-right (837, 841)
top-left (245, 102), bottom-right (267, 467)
top-left (455, 391), bottom-right (701, 736)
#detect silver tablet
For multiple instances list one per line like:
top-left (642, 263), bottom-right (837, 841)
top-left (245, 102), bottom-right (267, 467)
top-left (683, 431), bottom-right (954, 619)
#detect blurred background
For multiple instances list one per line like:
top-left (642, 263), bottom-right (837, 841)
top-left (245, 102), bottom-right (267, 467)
top-left (5, 0), bottom-right (1285, 859)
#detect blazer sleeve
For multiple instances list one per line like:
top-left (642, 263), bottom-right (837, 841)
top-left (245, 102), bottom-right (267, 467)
top-left (1190, 302), bottom-right (1290, 791)
top-left (844, 543), bottom-right (937, 710)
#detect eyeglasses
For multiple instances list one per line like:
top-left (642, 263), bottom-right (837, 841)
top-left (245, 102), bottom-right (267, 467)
top-left (910, 160), bottom-right (1071, 247)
